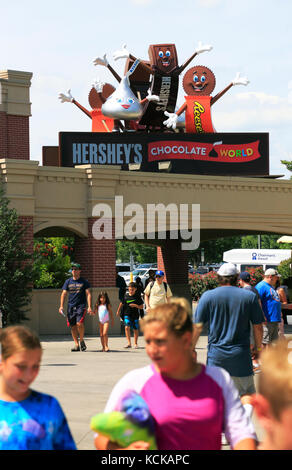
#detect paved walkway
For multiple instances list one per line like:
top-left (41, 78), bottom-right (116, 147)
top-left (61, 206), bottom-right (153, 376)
top-left (34, 325), bottom-right (292, 450)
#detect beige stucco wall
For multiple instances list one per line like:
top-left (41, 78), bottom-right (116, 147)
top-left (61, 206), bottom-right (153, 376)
top-left (0, 70), bottom-right (32, 116)
top-left (2, 159), bottom-right (292, 334)
top-left (27, 288), bottom-right (122, 336)
top-left (1, 159), bottom-right (292, 241)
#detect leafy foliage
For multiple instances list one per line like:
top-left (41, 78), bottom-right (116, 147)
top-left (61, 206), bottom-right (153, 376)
top-left (33, 237), bottom-right (74, 288)
top-left (189, 267), bottom-right (264, 300)
top-left (0, 185), bottom-right (33, 326)
top-left (277, 258), bottom-right (292, 281)
top-left (244, 266), bottom-right (264, 285)
top-left (116, 241), bottom-right (156, 264)
top-left (189, 271), bottom-right (219, 300)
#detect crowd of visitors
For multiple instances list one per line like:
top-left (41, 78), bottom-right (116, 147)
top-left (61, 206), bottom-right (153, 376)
top-left (0, 262), bottom-right (291, 451)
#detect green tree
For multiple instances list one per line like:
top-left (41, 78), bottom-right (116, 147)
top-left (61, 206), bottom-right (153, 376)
top-left (241, 234), bottom-right (289, 249)
top-left (189, 236), bottom-right (242, 265)
top-left (0, 184), bottom-right (33, 326)
top-left (116, 241), bottom-right (156, 264)
top-left (281, 160), bottom-right (292, 179)
top-left (277, 258), bottom-right (292, 281)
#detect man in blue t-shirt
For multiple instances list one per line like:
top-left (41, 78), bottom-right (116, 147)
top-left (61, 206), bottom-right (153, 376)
top-left (255, 268), bottom-right (281, 346)
top-left (194, 262), bottom-right (263, 418)
top-left (59, 263), bottom-right (93, 352)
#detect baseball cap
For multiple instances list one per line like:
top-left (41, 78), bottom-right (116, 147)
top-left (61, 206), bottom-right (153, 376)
top-left (217, 263), bottom-right (238, 276)
top-left (155, 270), bottom-right (164, 277)
top-left (239, 271), bottom-right (251, 282)
top-left (71, 262), bottom-right (81, 270)
top-left (264, 268), bottom-right (279, 276)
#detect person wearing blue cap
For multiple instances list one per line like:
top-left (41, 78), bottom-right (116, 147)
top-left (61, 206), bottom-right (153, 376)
top-left (144, 270), bottom-right (172, 312)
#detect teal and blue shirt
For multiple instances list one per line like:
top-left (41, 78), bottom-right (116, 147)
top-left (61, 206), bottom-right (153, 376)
top-left (0, 390), bottom-right (76, 450)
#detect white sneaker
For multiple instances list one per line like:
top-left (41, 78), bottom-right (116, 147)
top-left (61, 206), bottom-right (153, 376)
top-left (221, 433), bottom-right (229, 446)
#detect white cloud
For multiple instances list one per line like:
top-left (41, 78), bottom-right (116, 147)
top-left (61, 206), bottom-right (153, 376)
top-left (236, 91), bottom-right (281, 106)
top-left (214, 104), bottom-right (292, 131)
top-left (129, 0), bottom-right (153, 4)
top-left (197, 0), bottom-right (222, 6)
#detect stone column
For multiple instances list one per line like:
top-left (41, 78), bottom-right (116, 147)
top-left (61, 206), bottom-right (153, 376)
top-left (74, 217), bottom-right (116, 287)
top-left (157, 241), bottom-right (191, 302)
top-left (0, 70), bottom-right (32, 160)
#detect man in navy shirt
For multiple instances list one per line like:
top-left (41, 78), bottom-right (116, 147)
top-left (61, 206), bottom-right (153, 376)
top-left (59, 263), bottom-right (93, 351)
top-left (194, 262), bottom-right (263, 420)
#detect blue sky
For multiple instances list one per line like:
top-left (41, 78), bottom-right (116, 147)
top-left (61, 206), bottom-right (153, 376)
top-left (1, 0), bottom-right (292, 177)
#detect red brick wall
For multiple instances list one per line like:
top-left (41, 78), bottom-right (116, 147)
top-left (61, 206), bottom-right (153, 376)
top-left (0, 111), bottom-right (8, 157)
top-left (0, 111), bottom-right (30, 160)
top-left (74, 218), bottom-right (116, 287)
top-left (18, 216), bottom-right (34, 254)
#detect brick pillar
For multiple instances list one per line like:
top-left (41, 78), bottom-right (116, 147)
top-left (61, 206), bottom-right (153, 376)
top-left (157, 240), bottom-right (191, 302)
top-left (0, 70), bottom-right (32, 160)
top-left (74, 217), bottom-right (116, 287)
top-left (18, 216), bottom-right (34, 254)
top-left (18, 216), bottom-right (34, 290)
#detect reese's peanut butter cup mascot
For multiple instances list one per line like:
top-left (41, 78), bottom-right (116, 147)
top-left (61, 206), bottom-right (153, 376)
top-left (163, 66), bottom-right (249, 133)
top-left (58, 83), bottom-right (115, 132)
top-left (91, 391), bottom-right (157, 450)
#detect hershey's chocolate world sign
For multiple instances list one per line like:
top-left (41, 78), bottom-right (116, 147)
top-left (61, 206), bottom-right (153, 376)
top-left (59, 132), bottom-right (269, 176)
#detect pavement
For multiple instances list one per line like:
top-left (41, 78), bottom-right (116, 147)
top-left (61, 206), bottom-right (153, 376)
top-left (34, 325), bottom-right (292, 451)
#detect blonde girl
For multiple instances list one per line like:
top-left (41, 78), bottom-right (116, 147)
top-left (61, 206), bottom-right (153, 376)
top-left (95, 298), bottom-right (257, 450)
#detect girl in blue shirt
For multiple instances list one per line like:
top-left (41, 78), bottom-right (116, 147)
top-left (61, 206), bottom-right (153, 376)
top-left (0, 325), bottom-right (76, 450)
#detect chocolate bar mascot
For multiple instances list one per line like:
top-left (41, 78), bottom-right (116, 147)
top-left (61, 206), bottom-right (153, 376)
top-left (58, 84), bottom-right (115, 132)
top-left (95, 42), bottom-right (212, 130)
top-left (163, 66), bottom-right (249, 133)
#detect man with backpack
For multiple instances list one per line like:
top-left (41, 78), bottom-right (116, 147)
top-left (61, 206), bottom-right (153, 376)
top-left (144, 270), bottom-right (172, 312)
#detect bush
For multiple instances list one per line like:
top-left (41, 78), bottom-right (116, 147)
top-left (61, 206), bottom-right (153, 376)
top-left (277, 258), bottom-right (292, 282)
top-left (245, 267), bottom-right (264, 286)
top-left (190, 271), bottom-right (219, 301)
top-left (33, 254), bottom-right (72, 288)
top-left (33, 238), bottom-right (74, 288)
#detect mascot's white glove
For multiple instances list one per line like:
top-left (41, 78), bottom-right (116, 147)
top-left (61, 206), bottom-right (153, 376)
top-left (58, 89), bottom-right (74, 103)
top-left (232, 72), bottom-right (249, 86)
top-left (92, 78), bottom-right (105, 93)
top-left (113, 44), bottom-right (130, 61)
top-left (163, 111), bottom-right (178, 130)
top-left (93, 54), bottom-right (109, 67)
top-left (146, 90), bottom-right (159, 102)
top-left (195, 41), bottom-right (213, 54)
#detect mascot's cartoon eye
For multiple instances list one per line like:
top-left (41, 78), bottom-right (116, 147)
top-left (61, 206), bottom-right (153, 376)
top-left (201, 76), bottom-right (206, 82)
top-left (158, 51), bottom-right (164, 58)
top-left (127, 98), bottom-right (134, 104)
top-left (116, 98), bottom-right (123, 103)
top-left (193, 75), bottom-right (199, 83)
top-left (165, 50), bottom-right (171, 57)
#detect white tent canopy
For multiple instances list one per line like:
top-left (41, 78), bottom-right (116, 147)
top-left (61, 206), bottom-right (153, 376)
top-left (277, 236), bottom-right (292, 243)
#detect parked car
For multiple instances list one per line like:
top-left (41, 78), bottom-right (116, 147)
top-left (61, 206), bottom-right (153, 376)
top-left (136, 263), bottom-right (157, 270)
top-left (122, 267), bottom-right (155, 287)
top-left (195, 266), bottom-right (209, 275)
top-left (116, 263), bottom-right (132, 273)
